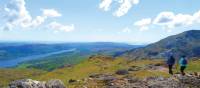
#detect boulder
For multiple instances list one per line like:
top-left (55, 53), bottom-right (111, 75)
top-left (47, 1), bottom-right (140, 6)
top-left (9, 79), bottom-right (66, 88)
top-left (46, 79), bottom-right (65, 88)
top-left (115, 69), bottom-right (129, 75)
top-left (68, 79), bottom-right (77, 84)
top-left (9, 79), bottom-right (46, 88)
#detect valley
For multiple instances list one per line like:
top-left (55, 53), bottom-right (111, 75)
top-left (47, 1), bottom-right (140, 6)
top-left (0, 30), bottom-right (200, 88)
top-left (0, 49), bottom-right (76, 67)
top-left (0, 42), bottom-right (140, 70)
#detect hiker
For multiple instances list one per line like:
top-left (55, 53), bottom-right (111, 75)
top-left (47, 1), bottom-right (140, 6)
top-left (179, 55), bottom-right (188, 75)
top-left (167, 55), bottom-right (175, 75)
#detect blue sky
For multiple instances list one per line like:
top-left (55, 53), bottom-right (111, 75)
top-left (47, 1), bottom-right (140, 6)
top-left (0, 0), bottom-right (200, 44)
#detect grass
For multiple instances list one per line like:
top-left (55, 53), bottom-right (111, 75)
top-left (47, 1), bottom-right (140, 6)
top-left (0, 68), bottom-right (46, 87)
top-left (34, 56), bottom-right (127, 87)
top-left (33, 57), bottom-right (169, 87)
top-left (125, 59), bottom-right (170, 78)
top-left (186, 60), bottom-right (200, 72)
top-left (0, 57), bottom-right (200, 87)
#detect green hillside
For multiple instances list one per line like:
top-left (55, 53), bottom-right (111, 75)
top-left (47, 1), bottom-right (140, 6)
top-left (122, 30), bottom-right (200, 59)
top-left (17, 52), bottom-right (89, 71)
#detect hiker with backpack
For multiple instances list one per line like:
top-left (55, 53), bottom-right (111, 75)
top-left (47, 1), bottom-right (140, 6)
top-left (179, 55), bottom-right (188, 75)
top-left (167, 55), bottom-right (176, 75)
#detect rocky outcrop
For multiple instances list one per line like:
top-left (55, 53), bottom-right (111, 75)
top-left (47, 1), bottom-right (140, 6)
top-left (86, 74), bottom-right (200, 88)
top-left (177, 74), bottom-right (200, 88)
top-left (46, 80), bottom-right (65, 88)
top-left (8, 73), bottom-right (200, 88)
top-left (9, 79), bottom-right (65, 88)
top-left (145, 74), bottom-right (200, 88)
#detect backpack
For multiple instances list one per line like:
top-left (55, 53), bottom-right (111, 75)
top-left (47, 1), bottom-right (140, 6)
top-left (182, 58), bottom-right (187, 65)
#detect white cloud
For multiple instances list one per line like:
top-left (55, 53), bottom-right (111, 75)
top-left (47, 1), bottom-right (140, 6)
top-left (31, 9), bottom-right (62, 27)
top-left (99, 0), bottom-right (140, 17)
top-left (135, 10), bottom-right (200, 31)
top-left (154, 12), bottom-right (196, 29)
top-left (134, 18), bottom-right (151, 31)
top-left (48, 22), bottom-right (75, 32)
top-left (153, 12), bottom-right (174, 25)
top-left (172, 14), bottom-right (193, 27)
top-left (42, 9), bottom-right (62, 17)
top-left (153, 12), bottom-right (194, 28)
top-left (99, 0), bottom-right (112, 11)
top-left (3, 0), bottom-right (32, 30)
top-left (1, 0), bottom-right (63, 31)
top-left (31, 16), bottom-right (46, 27)
top-left (3, 23), bottom-right (13, 31)
top-left (193, 10), bottom-right (200, 23)
top-left (114, 0), bottom-right (139, 17)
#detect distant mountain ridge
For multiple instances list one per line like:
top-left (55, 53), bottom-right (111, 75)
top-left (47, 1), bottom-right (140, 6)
top-left (0, 42), bottom-right (142, 70)
top-left (0, 42), bottom-right (140, 60)
top-left (122, 30), bottom-right (200, 59)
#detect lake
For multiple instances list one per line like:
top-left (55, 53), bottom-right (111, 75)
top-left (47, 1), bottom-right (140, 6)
top-left (0, 49), bottom-right (76, 68)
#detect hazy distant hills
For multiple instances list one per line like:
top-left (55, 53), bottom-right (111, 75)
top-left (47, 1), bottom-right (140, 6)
top-left (0, 42), bottom-right (141, 70)
top-left (0, 43), bottom-right (71, 60)
top-left (0, 42), bottom-right (140, 60)
top-left (122, 30), bottom-right (200, 59)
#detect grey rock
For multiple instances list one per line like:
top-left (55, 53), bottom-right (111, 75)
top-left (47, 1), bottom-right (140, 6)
top-left (9, 79), bottom-right (46, 88)
top-left (9, 79), bottom-right (66, 88)
top-left (177, 75), bottom-right (200, 88)
top-left (115, 69), bottom-right (129, 75)
top-left (46, 79), bottom-right (65, 88)
top-left (89, 74), bottom-right (200, 88)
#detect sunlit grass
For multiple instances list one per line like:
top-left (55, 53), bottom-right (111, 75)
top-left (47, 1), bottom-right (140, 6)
top-left (0, 57), bottom-right (200, 87)
top-left (0, 68), bottom-right (46, 87)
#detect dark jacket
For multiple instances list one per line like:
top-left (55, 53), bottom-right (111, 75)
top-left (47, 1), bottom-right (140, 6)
top-left (167, 56), bottom-right (175, 65)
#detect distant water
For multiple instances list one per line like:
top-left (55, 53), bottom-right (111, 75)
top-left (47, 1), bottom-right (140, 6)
top-left (0, 49), bottom-right (76, 68)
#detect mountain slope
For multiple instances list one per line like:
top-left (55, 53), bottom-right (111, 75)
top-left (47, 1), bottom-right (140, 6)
top-left (122, 30), bottom-right (200, 59)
